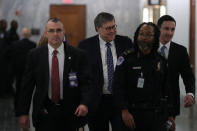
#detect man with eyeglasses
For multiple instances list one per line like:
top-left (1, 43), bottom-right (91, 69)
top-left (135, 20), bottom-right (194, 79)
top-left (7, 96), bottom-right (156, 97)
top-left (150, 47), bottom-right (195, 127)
top-left (78, 12), bottom-right (133, 131)
top-left (15, 18), bottom-right (92, 131)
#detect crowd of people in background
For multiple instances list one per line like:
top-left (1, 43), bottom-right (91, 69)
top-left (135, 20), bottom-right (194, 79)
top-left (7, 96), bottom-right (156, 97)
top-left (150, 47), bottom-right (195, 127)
top-left (0, 19), bottom-right (20, 98)
top-left (0, 12), bottom-right (195, 131)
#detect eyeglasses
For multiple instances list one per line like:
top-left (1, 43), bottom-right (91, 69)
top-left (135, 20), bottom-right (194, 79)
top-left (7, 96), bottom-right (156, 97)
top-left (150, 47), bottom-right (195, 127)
top-left (47, 28), bottom-right (63, 34)
top-left (102, 24), bottom-right (117, 31)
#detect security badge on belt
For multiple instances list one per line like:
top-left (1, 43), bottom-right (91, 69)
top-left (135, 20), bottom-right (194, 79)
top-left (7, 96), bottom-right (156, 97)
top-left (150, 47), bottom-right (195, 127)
top-left (137, 72), bottom-right (144, 88)
top-left (133, 66), bottom-right (144, 88)
top-left (68, 72), bottom-right (78, 88)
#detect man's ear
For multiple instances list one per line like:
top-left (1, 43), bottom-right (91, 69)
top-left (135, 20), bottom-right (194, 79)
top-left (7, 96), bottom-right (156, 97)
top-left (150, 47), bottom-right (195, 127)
top-left (96, 27), bottom-right (100, 33)
top-left (44, 31), bottom-right (48, 37)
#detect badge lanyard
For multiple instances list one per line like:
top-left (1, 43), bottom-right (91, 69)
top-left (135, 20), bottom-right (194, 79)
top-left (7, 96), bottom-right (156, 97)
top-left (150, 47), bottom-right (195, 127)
top-left (137, 72), bottom-right (144, 88)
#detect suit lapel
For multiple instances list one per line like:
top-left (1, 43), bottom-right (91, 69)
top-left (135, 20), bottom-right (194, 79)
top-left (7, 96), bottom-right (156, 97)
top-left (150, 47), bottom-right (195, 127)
top-left (114, 37), bottom-right (120, 57)
top-left (63, 44), bottom-right (72, 88)
top-left (168, 42), bottom-right (175, 64)
top-left (94, 36), bottom-right (104, 79)
top-left (114, 36), bottom-right (123, 58)
top-left (41, 45), bottom-right (50, 90)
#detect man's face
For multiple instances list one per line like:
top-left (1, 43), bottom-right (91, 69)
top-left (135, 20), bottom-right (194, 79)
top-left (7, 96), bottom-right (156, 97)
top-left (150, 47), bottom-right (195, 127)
top-left (97, 20), bottom-right (117, 42)
top-left (159, 21), bottom-right (175, 44)
top-left (137, 25), bottom-right (154, 54)
top-left (45, 21), bottom-right (65, 48)
top-left (11, 21), bottom-right (18, 30)
top-left (1, 20), bottom-right (7, 31)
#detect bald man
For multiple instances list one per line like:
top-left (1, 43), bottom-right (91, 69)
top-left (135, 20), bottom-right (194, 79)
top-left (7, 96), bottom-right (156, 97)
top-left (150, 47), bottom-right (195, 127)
top-left (21, 27), bottom-right (31, 39)
top-left (6, 27), bottom-right (36, 109)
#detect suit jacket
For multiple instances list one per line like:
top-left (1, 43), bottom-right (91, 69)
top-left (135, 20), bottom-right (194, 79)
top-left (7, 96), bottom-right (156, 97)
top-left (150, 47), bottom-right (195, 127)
top-left (167, 41), bottom-right (195, 116)
top-left (0, 34), bottom-right (8, 96)
top-left (78, 35), bottom-right (133, 112)
top-left (15, 43), bottom-right (91, 128)
top-left (6, 28), bottom-right (20, 45)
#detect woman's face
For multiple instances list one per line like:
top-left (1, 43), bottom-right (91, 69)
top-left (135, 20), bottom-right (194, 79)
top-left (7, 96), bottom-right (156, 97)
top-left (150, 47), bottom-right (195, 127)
top-left (137, 25), bottom-right (155, 54)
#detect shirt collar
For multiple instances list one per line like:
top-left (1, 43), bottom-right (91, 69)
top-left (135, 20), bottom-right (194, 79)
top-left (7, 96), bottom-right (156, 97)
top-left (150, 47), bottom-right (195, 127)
top-left (159, 41), bottom-right (171, 51)
top-left (98, 35), bottom-right (114, 46)
top-left (48, 42), bottom-right (64, 55)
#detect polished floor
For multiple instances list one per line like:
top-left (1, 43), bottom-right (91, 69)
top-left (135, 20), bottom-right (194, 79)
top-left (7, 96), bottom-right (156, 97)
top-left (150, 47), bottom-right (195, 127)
top-left (0, 95), bottom-right (196, 131)
top-left (175, 95), bottom-right (197, 131)
top-left (0, 97), bottom-right (20, 131)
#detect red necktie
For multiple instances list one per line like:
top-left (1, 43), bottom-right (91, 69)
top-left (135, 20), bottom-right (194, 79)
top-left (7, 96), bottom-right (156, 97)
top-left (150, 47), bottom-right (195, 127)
top-left (51, 50), bottom-right (60, 104)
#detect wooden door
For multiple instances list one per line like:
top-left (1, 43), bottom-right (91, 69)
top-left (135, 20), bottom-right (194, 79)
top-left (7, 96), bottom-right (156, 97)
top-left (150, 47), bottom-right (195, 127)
top-left (50, 5), bottom-right (86, 47)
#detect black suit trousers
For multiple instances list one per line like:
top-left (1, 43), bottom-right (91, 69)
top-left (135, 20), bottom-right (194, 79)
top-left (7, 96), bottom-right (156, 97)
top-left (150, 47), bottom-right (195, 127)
top-left (88, 95), bottom-right (124, 131)
top-left (122, 109), bottom-right (167, 131)
top-left (35, 103), bottom-right (77, 131)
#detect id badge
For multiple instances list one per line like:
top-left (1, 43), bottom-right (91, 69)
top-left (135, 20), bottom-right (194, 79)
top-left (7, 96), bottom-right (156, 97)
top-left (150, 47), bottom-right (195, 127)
top-left (137, 77), bottom-right (144, 88)
top-left (68, 72), bottom-right (78, 88)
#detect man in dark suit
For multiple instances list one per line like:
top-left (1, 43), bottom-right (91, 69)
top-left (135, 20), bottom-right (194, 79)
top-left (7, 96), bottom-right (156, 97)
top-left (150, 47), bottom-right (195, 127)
top-left (157, 15), bottom-right (195, 126)
top-left (0, 19), bottom-right (8, 97)
top-left (15, 18), bottom-right (91, 131)
top-left (6, 27), bottom-right (36, 109)
top-left (6, 20), bottom-right (20, 45)
top-left (78, 12), bottom-right (132, 131)
top-left (3, 20), bottom-right (20, 97)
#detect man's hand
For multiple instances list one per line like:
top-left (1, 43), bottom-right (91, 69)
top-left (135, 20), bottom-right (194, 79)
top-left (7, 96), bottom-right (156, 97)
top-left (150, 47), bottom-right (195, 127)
top-left (184, 95), bottom-right (195, 107)
top-left (75, 104), bottom-right (88, 117)
top-left (18, 115), bottom-right (30, 131)
top-left (122, 109), bottom-right (136, 129)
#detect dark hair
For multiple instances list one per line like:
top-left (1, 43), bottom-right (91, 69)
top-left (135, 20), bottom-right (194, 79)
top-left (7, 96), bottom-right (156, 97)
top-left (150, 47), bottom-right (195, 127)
top-left (47, 17), bottom-right (62, 23)
top-left (10, 20), bottom-right (18, 29)
top-left (134, 22), bottom-right (160, 52)
top-left (0, 19), bottom-right (7, 30)
top-left (94, 12), bottom-right (115, 32)
top-left (157, 15), bottom-right (176, 28)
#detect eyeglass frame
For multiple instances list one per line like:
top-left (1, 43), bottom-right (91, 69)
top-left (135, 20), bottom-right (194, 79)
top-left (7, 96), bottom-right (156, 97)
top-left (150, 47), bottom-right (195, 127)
top-left (47, 28), bottom-right (63, 34)
top-left (102, 24), bottom-right (117, 31)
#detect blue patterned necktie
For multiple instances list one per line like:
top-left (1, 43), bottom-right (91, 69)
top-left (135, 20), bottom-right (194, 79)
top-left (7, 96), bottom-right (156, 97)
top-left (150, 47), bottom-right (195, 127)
top-left (161, 45), bottom-right (166, 58)
top-left (106, 42), bottom-right (114, 93)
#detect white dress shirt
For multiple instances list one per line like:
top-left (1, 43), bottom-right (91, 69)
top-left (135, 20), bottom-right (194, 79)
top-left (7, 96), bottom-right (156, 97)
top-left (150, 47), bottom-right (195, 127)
top-left (99, 35), bottom-right (117, 94)
top-left (48, 43), bottom-right (65, 99)
top-left (158, 42), bottom-right (170, 59)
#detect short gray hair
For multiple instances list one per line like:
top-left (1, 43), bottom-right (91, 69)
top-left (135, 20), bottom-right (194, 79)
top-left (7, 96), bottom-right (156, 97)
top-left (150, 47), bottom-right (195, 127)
top-left (47, 17), bottom-right (62, 23)
top-left (94, 12), bottom-right (115, 32)
top-left (45, 17), bottom-right (64, 30)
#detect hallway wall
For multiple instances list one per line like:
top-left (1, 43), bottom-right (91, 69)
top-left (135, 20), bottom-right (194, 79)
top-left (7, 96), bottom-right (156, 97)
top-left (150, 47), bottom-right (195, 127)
top-left (0, 0), bottom-right (140, 43)
top-left (167, 0), bottom-right (189, 49)
top-left (0, 0), bottom-right (196, 130)
top-left (0, 0), bottom-right (195, 82)
top-left (167, 0), bottom-right (197, 99)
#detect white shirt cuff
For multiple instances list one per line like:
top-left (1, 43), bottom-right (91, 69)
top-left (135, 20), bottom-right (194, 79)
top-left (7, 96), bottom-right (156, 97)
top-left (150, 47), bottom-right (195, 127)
top-left (186, 93), bottom-right (194, 98)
